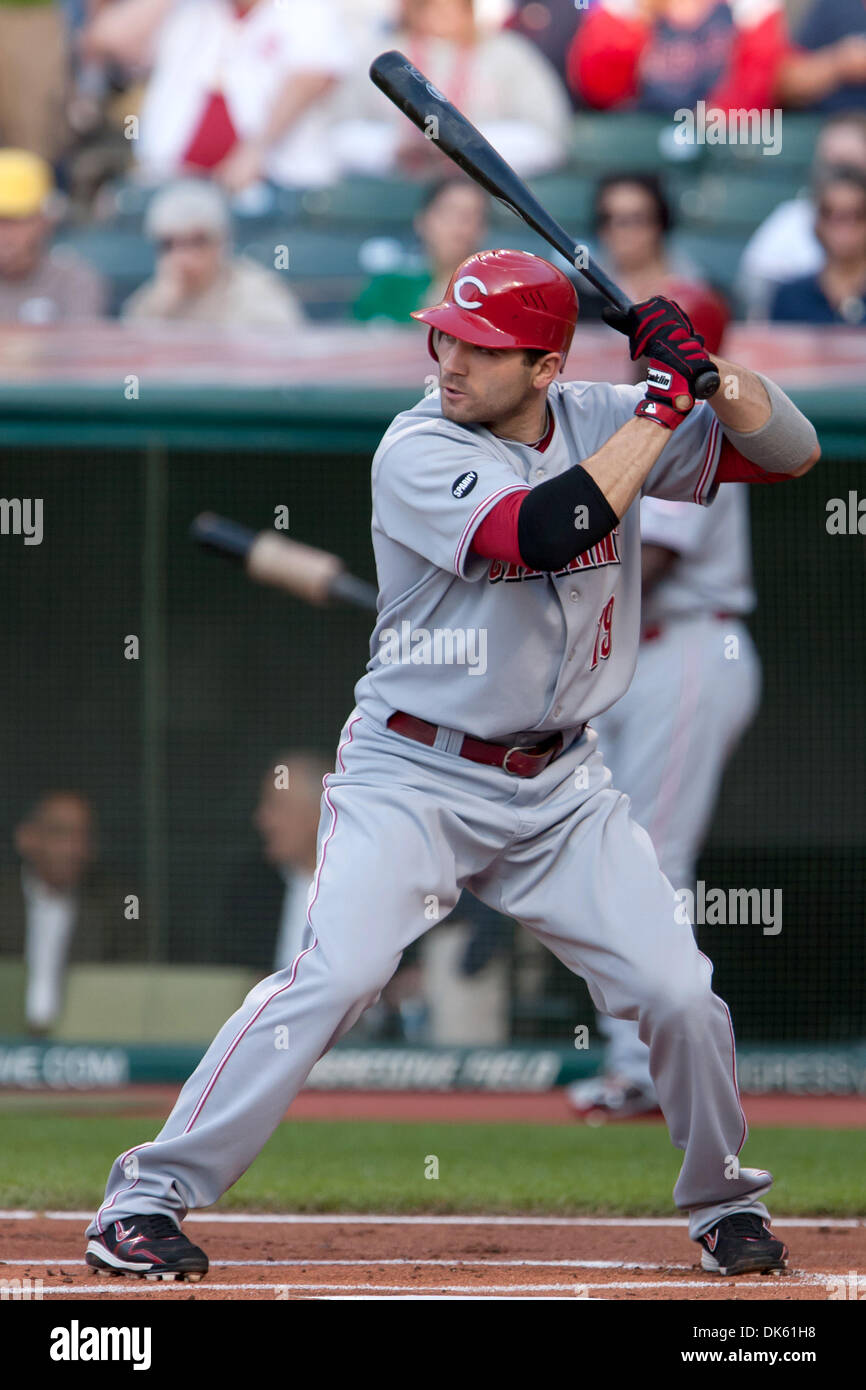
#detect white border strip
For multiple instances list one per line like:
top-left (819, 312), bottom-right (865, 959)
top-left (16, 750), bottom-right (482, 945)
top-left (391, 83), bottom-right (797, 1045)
top-left (0, 1257), bottom-right (693, 1271)
top-left (26, 1277), bottom-right (833, 1296)
top-left (17, 1211), bottom-right (861, 1228)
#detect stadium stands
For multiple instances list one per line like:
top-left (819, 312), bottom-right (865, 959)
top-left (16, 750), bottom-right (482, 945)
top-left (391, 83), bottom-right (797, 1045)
top-left (47, 116), bottom-right (827, 319)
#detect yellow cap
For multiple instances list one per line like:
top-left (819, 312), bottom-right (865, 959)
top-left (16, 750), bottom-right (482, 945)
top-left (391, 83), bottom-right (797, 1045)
top-left (0, 149), bottom-right (53, 218)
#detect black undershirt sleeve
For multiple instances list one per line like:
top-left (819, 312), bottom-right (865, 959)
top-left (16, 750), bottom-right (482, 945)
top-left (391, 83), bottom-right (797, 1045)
top-left (517, 464), bottom-right (620, 572)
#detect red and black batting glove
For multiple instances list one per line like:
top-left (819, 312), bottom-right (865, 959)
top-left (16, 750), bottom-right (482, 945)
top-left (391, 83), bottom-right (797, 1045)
top-left (602, 294), bottom-right (717, 431)
top-left (633, 360), bottom-right (696, 430)
top-left (602, 294), bottom-right (711, 367)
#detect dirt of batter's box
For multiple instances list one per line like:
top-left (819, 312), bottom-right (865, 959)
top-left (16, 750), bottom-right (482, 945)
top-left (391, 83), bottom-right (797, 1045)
top-left (2, 1218), bottom-right (861, 1300)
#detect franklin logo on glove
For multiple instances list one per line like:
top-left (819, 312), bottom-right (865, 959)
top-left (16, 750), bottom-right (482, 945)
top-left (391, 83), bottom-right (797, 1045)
top-left (647, 367), bottom-right (673, 391)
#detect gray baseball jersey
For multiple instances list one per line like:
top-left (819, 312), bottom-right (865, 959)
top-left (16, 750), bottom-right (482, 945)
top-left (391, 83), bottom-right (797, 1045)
top-left (355, 379), bottom-right (723, 739)
top-left (639, 484), bottom-right (756, 628)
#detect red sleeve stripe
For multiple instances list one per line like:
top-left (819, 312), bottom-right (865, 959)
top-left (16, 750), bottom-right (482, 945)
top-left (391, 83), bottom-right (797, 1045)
top-left (716, 436), bottom-right (791, 483)
top-left (454, 483), bottom-right (531, 575)
top-left (693, 416), bottom-right (720, 505)
top-left (471, 489), bottom-right (529, 564)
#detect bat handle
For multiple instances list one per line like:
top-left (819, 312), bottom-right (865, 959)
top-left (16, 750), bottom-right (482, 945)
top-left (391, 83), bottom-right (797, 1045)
top-left (190, 511), bottom-right (255, 559)
top-left (694, 368), bottom-right (721, 400)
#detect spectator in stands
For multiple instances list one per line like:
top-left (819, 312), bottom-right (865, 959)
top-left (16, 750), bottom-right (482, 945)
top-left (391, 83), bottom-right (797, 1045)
top-left (354, 176), bottom-right (488, 324)
top-left (121, 179), bottom-right (305, 325)
top-left (84, 0), bottom-right (353, 192)
top-left (0, 792), bottom-right (136, 1034)
top-left (221, 751), bottom-right (333, 974)
top-left (568, 0), bottom-right (793, 114)
top-left (334, 0), bottom-right (570, 178)
top-left (221, 751), bottom-right (426, 1037)
top-left (567, 0), bottom-right (866, 116)
top-left (581, 171), bottom-right (730, 345)
top-left (0, 149), bottom-right (107, 323)
top-left (771, 165), bottom-right (866, 322)
top-left (738, 111), bottom-right (866, 317)
top-left (0, 0), bottom-right (68, 163)
top-left (776, 0), bottom-right (866, 112)
top-left (332, 0), bottom-right (399, 56)
top-left (504, 0), bottom-right (583, 97)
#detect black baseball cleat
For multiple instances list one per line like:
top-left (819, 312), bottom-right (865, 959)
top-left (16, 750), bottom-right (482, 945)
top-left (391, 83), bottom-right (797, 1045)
top-left (698, 1213), bottom-right (788, 1277)
top-left (86, 1215), bottom-right (209, 1282)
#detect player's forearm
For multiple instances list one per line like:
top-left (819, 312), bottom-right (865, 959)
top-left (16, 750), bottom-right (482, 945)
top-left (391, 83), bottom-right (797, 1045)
top-left (706, 356), bottom-right (771, 431)
top-left (708, 357), bottom-right (820, 477)
top-left (516, 417), bottom-right (668, 572)
top-left (580, 415), bottom-right (673, 517)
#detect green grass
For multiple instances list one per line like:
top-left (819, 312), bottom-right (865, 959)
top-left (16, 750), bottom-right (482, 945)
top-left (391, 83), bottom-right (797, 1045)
top-left (2, 1115), bottom-right (863, 1216)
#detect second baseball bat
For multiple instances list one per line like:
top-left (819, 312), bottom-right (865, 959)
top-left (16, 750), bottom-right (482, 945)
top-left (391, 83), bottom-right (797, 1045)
top-left (191, 513), bottom-right (378, 612)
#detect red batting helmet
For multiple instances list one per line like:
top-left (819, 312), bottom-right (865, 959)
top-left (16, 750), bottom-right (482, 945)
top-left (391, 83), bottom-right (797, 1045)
top-left (412, 249), bottom-right (579, 370)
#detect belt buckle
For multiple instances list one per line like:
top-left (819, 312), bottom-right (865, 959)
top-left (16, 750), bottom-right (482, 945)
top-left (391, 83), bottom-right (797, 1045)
top-left (502, 745), bottom-right (526, 775)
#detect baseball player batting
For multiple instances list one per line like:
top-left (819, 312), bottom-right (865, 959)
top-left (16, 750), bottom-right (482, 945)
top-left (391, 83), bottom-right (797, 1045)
top-left (85, 252), bottom-right (819, 1282)
top-left (569, 293), bottom-right (763, 1121)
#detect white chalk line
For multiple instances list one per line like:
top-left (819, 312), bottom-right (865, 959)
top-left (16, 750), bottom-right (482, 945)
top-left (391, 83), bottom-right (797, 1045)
top-left (7, 1283), bottom-right (593, 1296)
top-left (15, 1276), bottom-right (836, 1296)
top-left (1, 1256), bottom-right (693, 1271)
top-left (317, 1293), bottom-right (613, 1300)
top-left (3, 1211), bottom-right (861, 1228)
top-left (315, 1295), bottom-right (592, 1301)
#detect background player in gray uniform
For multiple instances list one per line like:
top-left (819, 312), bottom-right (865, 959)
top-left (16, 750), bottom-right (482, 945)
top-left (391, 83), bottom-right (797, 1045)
top-left (84, 249), bottom-right (820, 1283)
top-left (570, 484), bottom-right (761, 1119)
top-left (568, 290), bottom-right (763, 1120)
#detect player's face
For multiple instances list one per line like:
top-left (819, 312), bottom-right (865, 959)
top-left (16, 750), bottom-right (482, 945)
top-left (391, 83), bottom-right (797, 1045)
top-left (433, 330), bottom-right (553, 428)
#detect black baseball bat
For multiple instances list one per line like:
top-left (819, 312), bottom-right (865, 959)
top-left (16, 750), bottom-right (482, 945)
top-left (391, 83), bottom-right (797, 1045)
top-left (369, 50), bottom-right (720, 400)
top-left (191, 512), bottom-right (378, 613)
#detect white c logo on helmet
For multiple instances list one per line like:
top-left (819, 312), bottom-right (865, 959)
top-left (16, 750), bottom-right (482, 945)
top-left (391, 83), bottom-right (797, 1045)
top-left (454, 275), bottom-right (488, 310)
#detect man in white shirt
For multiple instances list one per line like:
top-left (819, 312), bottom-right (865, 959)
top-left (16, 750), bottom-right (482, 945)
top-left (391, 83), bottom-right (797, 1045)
top-left (253, 752), bottom-right (329, 972)
top-left (0, 792), bottom-right (130, 1033)
top-left (85, 0), bottom-right (354, 191)
top-left (221, 752), bottom-right (333, 973)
